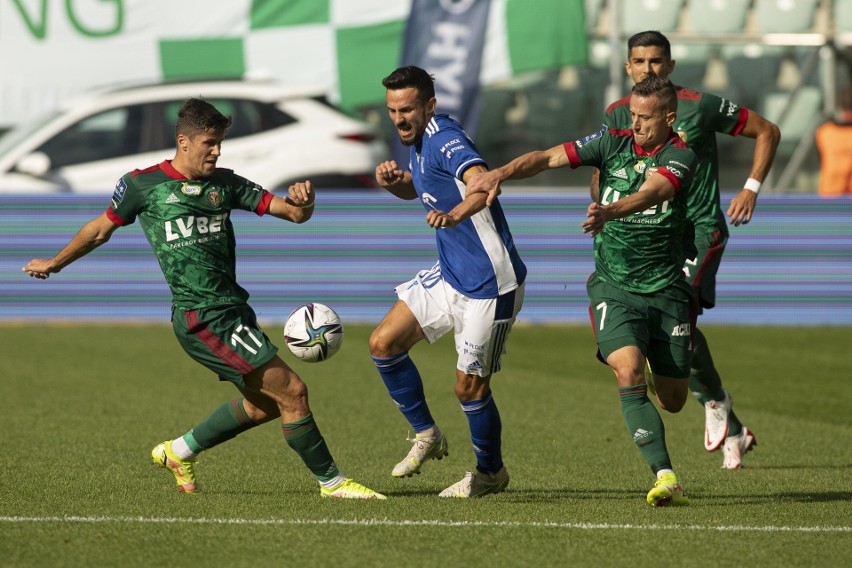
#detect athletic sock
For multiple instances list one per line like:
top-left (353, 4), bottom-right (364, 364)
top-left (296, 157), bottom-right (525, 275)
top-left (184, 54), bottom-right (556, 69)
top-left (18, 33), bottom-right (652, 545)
top-left (170, 436), bottom-right (197, 460)
top-left (689, 327), bottom-right (726, 404)
top-left (281, 413), bottom-right (339, 482)
top-left (619, 384), bottom-right (672, 474)
top-left (461, 392), bottom-right (503, 475)
top-left (373, 353), bottom-right (435, 432)
top-left (727, 409), bottom-right (744, 437)
top-left (690, 328), bottom-right (744, 436)
top-left (184, 398), bottom-right (256, 453)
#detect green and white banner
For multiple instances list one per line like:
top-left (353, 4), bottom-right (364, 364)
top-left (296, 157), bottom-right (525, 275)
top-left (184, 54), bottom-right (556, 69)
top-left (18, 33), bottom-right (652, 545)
top-left (0, 0), bottom-right (586, 127)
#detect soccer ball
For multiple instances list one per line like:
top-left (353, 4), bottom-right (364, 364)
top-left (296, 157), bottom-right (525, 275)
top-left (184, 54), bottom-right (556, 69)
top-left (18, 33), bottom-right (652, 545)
top-left (283, 303), bottom-right (344, 363)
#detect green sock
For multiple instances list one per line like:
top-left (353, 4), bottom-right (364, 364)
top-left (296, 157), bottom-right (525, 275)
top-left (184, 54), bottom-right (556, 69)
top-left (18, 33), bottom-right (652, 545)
top-left (690, 328), bottom-right (743, 436)
top-left (186, 398), bottom-right (256, 452)
top-left (281, 413), bottom-right (340, 482)
top-left (619, 385), bottom-right (672, 474)
top-left (689, 327), bottom-right (725, 404)
top-left (727, 409), bottom-right (743, 437)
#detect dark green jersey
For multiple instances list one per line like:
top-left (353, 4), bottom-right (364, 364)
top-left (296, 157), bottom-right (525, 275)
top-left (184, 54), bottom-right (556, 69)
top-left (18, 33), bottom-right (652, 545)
top-left (604, 86), bottom-right (749, 234)
top-left (565, 127), bottom-right (697, 293)
top-left (107, 160), bottom-right (274, 309)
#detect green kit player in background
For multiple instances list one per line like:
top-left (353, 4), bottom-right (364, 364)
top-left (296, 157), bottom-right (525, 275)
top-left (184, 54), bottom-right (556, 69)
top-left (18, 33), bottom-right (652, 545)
top-left (594, 31), bottom-right (781, 469)
top-left (22, 98), bottom-right (384, 500)
top-left (467, 76), bottom-right (697, 506)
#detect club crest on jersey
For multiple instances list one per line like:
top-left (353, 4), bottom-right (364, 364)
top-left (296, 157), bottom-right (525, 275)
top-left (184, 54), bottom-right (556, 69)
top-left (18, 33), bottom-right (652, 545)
top-left (181, 182), bottom-right (202, 196)
top-left (207, 191), bottom-right (222, 208)
top-left (633, 160), bottom-right (647, 175)
top-left (676, 129), bottom-right (688, 143)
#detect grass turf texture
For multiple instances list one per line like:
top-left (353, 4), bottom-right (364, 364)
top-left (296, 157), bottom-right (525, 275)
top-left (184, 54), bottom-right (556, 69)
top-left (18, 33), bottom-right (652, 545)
top-left (1, 323), bottom-right (850, 567)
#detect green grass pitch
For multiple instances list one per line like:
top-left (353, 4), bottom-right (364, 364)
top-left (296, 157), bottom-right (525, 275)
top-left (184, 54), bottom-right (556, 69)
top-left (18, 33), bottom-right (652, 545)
top-left (1, 323), bottom-right (851, 567)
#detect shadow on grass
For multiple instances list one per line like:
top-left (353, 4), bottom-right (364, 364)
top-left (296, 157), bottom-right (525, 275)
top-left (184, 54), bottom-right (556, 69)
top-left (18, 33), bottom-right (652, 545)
top-left (763, 491), bottom-right (852, 503)
top-left (749, 464), bottom-right (852, 471)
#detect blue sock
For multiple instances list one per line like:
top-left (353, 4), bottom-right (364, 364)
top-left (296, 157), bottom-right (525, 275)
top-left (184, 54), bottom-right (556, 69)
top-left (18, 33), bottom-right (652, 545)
top-left (373, 353), bottom-right (434, 432)
top-left (461, 393), bottom-right (503, 475)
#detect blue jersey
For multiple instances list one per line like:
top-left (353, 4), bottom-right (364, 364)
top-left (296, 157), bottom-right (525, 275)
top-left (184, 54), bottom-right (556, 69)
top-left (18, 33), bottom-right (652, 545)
top-left (409, 114), bottom-right (526, 298)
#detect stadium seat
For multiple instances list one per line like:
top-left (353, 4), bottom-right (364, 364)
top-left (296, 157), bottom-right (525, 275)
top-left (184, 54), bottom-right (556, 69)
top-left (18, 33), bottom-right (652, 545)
top-left (836, 0), bottom-right (852, 45)
top-left (720, 43), bottom-right (786, 111)
top-left (687, 0), bottom-right (750, 34)
top-left (621, 0), bottom-right (684, 35)
top-left (584, 0), bottom-right (605, 33)
top-left (524, 77), bottom-right (589, 143)
top-left (754, 0), bottom-right (818, 34)
top-left (475, 87), bottom-right (517, 149)
top-left (670, 42), bottom-right (712, 90)
top-left (761, 86), bottom-right (823, 156)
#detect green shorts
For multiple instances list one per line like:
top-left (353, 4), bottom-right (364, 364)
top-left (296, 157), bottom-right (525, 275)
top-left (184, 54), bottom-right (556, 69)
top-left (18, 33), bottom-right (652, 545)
top-left (172, 303), bottom-right (279, 387)
top-left (683, 226), bottom-right (727, 311)
top-left (587, 273), bottom-right (696, 378)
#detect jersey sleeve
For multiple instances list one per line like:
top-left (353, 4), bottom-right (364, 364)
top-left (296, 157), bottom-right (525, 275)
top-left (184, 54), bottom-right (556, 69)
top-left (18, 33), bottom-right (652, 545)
top-left (657, 146), bottom-right (698, 194)
top-left (564, 125), bottom-right (608, 169)
top-left (696, 92), bottom-right (748, 136)
top-left (106, 174), bottom-right (143, 226)
top-left (223, 171), bottom-right (271, 214)
top-left (430, 126), bottom-right (486, 180)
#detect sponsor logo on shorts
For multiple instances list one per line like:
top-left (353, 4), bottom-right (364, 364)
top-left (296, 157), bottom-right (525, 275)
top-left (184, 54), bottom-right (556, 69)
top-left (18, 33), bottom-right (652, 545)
top-left (671, 323), bottom-right (691, 337)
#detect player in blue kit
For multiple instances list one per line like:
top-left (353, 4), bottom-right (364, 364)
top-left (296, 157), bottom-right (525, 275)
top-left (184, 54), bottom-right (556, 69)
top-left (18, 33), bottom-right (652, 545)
top-left (369, 66), bottom-right (527, 498)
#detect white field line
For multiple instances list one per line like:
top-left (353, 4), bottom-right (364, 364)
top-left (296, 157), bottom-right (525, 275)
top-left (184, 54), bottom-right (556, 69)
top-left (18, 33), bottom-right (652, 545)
top-left (1, 516), bottom-right (850, 533)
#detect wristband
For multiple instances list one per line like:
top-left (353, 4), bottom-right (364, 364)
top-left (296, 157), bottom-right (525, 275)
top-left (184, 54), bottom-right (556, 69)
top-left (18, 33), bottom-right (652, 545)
top-left (744, 178), bottom-right (761, 194)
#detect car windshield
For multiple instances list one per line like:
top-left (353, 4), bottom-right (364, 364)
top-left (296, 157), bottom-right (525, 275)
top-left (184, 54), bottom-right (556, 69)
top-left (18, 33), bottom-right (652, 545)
top-left (0, 113), bottom-right (60, 157)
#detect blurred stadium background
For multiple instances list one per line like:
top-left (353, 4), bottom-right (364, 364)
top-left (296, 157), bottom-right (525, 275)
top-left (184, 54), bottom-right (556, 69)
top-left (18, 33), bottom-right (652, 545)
top-left (1, 0), bottom-right (850, 325)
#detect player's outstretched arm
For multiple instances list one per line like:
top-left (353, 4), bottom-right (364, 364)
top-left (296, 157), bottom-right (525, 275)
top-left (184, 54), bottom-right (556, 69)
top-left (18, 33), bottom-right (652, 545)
top-left (267, 180), bottom-right (315, 223)
top-left (22, 212), bottom-right (119, 279)
top-left (375, 160), bottom-right (417, 200)
top-left (466, 145), bottom-right (570, 206)
top-left (726, 110), bottom-right (781, 226)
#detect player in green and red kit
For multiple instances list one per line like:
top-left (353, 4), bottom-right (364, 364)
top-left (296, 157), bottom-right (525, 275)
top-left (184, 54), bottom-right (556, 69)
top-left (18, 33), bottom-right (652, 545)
top-left (594, 31), bottom-right (781, 469)
top-left (22, 98), bottom-right (384, 500)
top-left (467, 76), bottom-right (695, 506)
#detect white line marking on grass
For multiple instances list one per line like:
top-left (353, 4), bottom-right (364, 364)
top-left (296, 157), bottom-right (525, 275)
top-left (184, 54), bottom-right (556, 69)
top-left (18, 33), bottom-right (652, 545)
top-left (1, 516), bottom-right (850, 533)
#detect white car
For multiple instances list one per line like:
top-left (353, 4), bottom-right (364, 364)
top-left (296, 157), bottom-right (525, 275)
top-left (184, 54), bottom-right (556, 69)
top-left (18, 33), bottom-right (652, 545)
top-left (0, 80), bottom-right (388, 193)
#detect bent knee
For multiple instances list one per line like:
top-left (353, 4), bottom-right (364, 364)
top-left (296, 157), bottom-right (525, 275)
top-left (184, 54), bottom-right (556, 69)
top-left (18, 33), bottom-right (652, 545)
top-left (368, 329), bottom-right (388, 358)
top-left (657, 396), bottom-right (687, 413)
top-left (454, 373), bottom-right (491, 401)
top-left (656, 385), bottom-right (688, 413)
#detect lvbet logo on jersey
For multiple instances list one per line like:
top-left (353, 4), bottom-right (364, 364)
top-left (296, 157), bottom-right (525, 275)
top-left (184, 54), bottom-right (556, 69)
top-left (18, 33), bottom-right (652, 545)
top-left (165, 213), bottom-right (229, 242)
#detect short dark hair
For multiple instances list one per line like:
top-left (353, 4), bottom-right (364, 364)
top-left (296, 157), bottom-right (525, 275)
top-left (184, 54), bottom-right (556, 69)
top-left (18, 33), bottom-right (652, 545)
top-left (381, 66), bottom-right (436, 102)
top-left (175, 97), bottom-right (232, 138)
top-left (627, 30), bottom-right (671, 60)
top-left (632, 75), bottom-right (678, 113)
